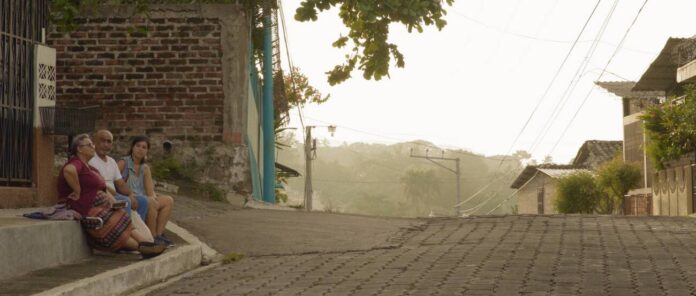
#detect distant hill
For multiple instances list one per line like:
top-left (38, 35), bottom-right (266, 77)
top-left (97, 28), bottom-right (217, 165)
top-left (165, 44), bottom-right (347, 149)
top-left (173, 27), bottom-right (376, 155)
top-left (276, 139), bottom-right (523, 218)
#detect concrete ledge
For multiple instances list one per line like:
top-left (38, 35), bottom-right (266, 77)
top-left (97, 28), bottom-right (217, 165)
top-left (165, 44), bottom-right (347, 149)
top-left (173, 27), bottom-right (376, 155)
top-left (0, 217), bottom-right (91, 280)
top-left (35, 243), bottom-right (202, 296)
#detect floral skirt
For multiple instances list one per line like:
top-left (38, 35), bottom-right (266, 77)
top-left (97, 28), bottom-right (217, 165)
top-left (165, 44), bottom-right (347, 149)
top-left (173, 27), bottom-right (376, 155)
top-left (80, 195), bottom-right (133, 252)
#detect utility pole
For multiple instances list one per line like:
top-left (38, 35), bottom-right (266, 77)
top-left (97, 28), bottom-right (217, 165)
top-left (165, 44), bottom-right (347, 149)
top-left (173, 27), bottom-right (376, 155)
top-left (410, 149), bottom-right (462, 217)
top-left (303, 125), bottom-right (336, 211)
top-left (304, 126), bottom-right (314, 211)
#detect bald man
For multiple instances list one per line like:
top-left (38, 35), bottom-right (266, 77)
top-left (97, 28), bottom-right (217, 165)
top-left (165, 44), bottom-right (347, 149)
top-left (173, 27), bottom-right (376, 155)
top-left (89, 130), bottom-right (152, 226)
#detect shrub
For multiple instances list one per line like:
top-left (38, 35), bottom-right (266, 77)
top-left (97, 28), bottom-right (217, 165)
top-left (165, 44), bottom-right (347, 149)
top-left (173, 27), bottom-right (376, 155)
top-left (554, 172), bottom-right (602, 214)
top-left (595, 155), bottom-right (641, 214)
top-left (641, 84), bottom-right (696, 169)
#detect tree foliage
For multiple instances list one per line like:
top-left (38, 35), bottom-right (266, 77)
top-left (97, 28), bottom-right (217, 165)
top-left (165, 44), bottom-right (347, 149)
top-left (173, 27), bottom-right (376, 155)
top-left (554, 172), bottom-right (601, 214)
top-left (641, 84), bottom-right (696, 169)
top-left (594, 154), bottom-right (641, 214)
top-left (51, 0), bottom-right (454, 85)
top-left (295, 0), bottom-right (454, 85)
top-left (555, 156), bottom-right (641, 214)
top-left (284, 68), bottom-right (330, 107)
top-left (400, 169), bottom-right (440, 216)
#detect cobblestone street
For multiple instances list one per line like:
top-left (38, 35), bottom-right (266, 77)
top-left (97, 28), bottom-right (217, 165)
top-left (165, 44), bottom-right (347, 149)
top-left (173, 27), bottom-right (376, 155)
top-left (149, 215), bottom-right (696, 295)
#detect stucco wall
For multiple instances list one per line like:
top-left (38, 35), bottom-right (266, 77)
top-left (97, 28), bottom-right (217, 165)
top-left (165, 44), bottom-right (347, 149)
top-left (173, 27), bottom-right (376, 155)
top-left (517, 173), bottom-right (558, 214)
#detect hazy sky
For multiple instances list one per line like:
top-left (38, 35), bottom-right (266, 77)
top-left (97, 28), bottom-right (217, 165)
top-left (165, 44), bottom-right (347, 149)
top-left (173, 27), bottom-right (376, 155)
top-left (279, 0), bottom-right (696, 164)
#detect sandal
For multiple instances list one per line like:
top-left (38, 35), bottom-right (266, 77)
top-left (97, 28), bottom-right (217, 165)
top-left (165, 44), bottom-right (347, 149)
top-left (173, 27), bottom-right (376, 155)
top-left (138, 242), bottom-right (166, 259)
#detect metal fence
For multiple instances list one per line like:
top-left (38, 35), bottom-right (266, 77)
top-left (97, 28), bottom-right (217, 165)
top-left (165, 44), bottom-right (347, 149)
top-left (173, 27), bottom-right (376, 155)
top-left (0, 0), bottom-right (48, 187)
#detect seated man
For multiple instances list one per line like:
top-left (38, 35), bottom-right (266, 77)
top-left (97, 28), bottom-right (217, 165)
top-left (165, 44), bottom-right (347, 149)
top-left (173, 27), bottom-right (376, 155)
top-left (89, 130), bottom-right (155, 239)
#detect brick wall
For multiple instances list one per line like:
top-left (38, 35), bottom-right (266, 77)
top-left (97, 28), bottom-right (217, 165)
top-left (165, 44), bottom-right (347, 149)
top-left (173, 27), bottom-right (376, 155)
top-left (48, 16), bottom-right (225, 143)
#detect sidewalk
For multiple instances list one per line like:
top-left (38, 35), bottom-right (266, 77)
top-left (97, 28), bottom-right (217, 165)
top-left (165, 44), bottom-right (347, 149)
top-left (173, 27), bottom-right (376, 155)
top-left (0, 206), bottom-right (205, 296)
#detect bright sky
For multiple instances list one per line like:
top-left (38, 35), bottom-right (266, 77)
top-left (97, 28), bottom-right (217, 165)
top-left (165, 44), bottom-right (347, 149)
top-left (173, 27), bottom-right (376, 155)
top-left (280, 0), bottom-right (696, 164)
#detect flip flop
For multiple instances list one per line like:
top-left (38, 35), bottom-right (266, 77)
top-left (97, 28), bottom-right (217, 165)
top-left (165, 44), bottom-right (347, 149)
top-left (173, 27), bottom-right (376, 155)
top-left (138, 242), bottom-right (166, 259)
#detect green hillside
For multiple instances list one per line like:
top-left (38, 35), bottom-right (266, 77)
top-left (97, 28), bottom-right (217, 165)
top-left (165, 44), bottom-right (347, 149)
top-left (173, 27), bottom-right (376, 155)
top-left (276, 138), bottom-right (523, 218)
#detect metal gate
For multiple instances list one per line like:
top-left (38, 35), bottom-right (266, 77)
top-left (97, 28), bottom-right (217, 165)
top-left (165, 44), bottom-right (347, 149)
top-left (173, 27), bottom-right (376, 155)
top-left (0, 0), bottom-right (48, 186)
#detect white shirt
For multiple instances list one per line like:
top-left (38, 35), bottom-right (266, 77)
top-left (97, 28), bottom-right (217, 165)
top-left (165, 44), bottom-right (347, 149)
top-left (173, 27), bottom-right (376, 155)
top-left (88, 155), bottom-right (123, 192)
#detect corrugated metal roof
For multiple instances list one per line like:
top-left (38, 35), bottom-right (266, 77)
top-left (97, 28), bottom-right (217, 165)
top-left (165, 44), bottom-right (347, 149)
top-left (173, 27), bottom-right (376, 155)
top-left (595, 81), bottom-right (664, 99)
top-left (633, 38), bottom-right (690, 92)
top-left (538, 168), bottom-right (591, 178)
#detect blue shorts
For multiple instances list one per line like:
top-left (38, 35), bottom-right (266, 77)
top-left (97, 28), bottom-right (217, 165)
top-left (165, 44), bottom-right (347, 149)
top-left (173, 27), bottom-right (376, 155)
top-left (114, 193), bottom-right (149, 220)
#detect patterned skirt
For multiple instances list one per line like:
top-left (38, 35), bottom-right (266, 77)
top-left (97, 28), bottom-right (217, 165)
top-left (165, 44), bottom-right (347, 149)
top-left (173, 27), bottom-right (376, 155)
top-left (81, 195), bottom-right (133, 252)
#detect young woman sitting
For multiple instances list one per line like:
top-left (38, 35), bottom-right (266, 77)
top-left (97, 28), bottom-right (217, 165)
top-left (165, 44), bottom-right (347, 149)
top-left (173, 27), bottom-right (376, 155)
top-left (118, 136), bottom-right (175, 247)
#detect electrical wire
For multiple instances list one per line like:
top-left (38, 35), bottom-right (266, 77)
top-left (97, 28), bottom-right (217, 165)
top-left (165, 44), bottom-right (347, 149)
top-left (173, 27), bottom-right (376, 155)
top-left (494, 0), bottom-right (603, 170)
top-left (547, 0), bottom-right (650, 156)
top-left (302, 115), bottom-right (513, 162)
top-left (278, 0), bottom-right (306, 140)
top-left (528, 0), bottom-right (619, 153)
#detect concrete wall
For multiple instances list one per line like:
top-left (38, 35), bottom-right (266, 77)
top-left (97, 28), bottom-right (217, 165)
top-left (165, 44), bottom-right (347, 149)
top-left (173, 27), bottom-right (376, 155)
top-left (517, 172), bottom-right (558, 215)
top-left (652, 164), bottom-right (693, 216)
top-left (624, 113), bottom-right (653, 188)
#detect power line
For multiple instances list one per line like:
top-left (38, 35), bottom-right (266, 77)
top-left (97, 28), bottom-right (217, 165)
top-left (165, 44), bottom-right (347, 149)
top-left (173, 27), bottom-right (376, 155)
top-left (302, 115), bottom-right (514, 162)
top-left (495, 0), bottom-right (603, 170)
top-left (278, 0), bottom-right (306, 140)
top-left (548, 0), bottom-right (650, 156)
top-left (451, 10), bottom-right (655, 55)
top-left (528, 0), bottom-right (619, 153)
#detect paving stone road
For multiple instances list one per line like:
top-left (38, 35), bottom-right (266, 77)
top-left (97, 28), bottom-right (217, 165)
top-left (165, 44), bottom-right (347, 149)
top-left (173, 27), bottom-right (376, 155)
top-left (149, 215), bottom-right (696, 295)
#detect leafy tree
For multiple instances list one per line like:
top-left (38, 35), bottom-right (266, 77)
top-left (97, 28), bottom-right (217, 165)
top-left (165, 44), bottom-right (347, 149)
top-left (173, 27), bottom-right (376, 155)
top-left (554, 172), bottom-right (602, 214)
top-left (595, 154), bottom-right (641, 214)
top-left (542, 155), bottom-right (553, 164)
top-left (641, 84), bottom-right (696, 169)
top-left (284, 68), bottom-right (330, 107)
top-left (51, 0), bottom-right (454, 85)
top-left (295, 0), bottom-right (454, 85)
top-left (400, 169), bottom-right (440, 216)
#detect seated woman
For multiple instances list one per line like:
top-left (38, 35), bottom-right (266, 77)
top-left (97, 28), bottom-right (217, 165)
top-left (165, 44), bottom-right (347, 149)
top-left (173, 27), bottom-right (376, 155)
top-left (118, 136), bottom-right (175, 247)
top-left (58, 133), bottom-right (165, 258)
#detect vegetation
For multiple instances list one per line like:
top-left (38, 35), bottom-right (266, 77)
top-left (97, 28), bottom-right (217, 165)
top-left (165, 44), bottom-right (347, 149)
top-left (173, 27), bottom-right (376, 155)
top-left (151, 155), bottom-right (193, 182)
top-left (275, 139), bottom-right (523, 217)
top-left (555, 155), bottom-right (641, 214)
top-left (50, 0), bottom-right (454, 85)
top-left (554, 172), bottom-right (601, 214)
top-left (151, 156), bottom-right (226, 202)
top-left (401, 169), bottom-right (440, 216)
top-left (295, 0), bottom-right (454, 85)
top-left (641, 84), bottom-right (696, 169)
top-left (594, 155), bottom-right (641, 214)
top-left (222, 252), bottom-right (244, 264)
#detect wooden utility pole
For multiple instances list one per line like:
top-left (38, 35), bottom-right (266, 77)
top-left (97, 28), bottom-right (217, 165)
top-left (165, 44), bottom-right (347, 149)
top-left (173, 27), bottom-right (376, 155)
top-left (410, 149), bottom-right (461, 216)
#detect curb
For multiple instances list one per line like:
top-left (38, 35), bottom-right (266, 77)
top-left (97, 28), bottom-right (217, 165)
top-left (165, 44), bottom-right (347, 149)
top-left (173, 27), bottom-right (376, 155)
top-left (165, 221), bottom-right (221, 264)
top-left (31, 221), bottom-right (220, 296)
top-left (130, 262), bottom-right (222, 296)
top-left (34, 244), bottom-right (201, 296)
